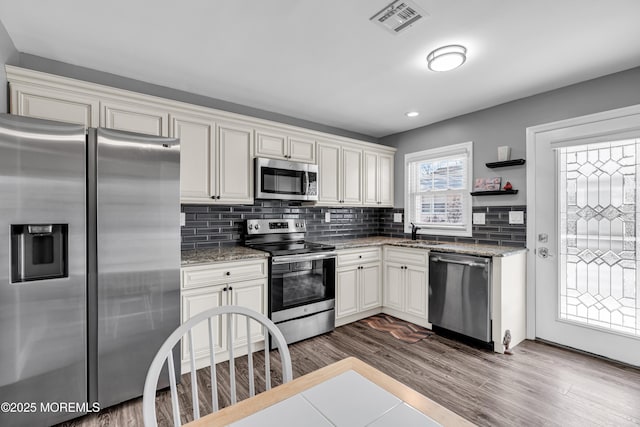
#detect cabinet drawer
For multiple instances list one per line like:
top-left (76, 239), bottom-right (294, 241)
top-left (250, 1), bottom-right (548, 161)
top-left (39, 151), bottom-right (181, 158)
top-left (337, 247), bottom-right (381, 267)
top-left (383, 246), bottom-right (428, 266)
top-left (182, 259), bottom-right (267, 289)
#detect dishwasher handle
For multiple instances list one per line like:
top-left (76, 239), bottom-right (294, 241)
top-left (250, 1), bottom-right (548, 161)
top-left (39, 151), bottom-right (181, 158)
top-left (430, 256), bottom-right (489, 269)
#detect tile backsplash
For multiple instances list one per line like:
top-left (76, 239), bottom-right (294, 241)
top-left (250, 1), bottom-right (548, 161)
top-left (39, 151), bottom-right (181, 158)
top-left (181, 202), bottom-right (527, 250)
top-left (181, 201), bottom-right (380, 250)
top-left (379, 205), bottom-right (527, 247)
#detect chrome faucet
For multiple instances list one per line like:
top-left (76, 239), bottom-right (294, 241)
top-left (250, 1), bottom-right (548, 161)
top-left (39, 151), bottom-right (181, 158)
top-left (410, 222), bottom-right (421, 240)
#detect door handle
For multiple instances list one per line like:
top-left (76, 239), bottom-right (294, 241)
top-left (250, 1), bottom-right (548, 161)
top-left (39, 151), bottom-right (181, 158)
top-left (302, 171), bottom-right (309, 195)
top-left (537, 247), bottom-right (552, 258)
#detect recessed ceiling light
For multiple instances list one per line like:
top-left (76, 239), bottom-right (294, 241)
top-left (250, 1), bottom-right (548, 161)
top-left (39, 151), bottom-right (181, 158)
top-left (405, 111), bottom-right (420, 117)
top-left (427, 45), bottom-right (467, 72)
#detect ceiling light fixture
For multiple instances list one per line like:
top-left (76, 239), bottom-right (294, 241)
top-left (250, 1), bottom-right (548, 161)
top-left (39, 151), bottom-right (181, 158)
top-left (405, 111), bottom-right (420, 117)
top-left (427, 45), bottom-right (467, 72)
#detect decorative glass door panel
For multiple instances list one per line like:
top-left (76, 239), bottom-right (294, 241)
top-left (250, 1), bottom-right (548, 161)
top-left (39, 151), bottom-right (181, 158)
top-left (558, 139), bottom-right (639, 337)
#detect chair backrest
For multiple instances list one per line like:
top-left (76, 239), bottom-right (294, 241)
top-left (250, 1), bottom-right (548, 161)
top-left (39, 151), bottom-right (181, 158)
top-left (143, 305), bottom-right (292, 427)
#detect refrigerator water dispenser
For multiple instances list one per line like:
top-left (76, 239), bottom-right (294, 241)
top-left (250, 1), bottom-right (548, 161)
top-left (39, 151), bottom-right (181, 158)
top-left (11, 224), bottom-right (68, 282)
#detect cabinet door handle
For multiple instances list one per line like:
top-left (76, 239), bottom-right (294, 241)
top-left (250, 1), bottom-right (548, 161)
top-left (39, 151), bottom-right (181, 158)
top-left (223, 286), bottom-right (228, 291)
top-left (217, 195), bottom-right (221, 199)
top-left (359, 255), bottom-right (362, 258)
top-left (226, 271), bottom-right (231, 276)
top-left (228, 286), bottom-right (233, 291)
top-left (211, 196), bottom-right (216, 199)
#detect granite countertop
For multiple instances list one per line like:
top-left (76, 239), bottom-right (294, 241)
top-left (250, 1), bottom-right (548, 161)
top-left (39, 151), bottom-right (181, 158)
top-left (311, 236), bottom-right (527, 257)
top-left (181, 246), bottom-right (269, 266)
top-left (181, 237), bottom-right (527, 267)
top-left (313, 236), bottom-right (408, 250)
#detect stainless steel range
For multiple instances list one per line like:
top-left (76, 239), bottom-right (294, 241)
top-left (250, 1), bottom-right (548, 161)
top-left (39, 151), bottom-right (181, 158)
top-left (244, 219), bottom-right (336, 345)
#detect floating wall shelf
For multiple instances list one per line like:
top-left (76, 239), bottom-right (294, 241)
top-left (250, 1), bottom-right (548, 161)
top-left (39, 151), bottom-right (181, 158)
top-left (470, 189), bottom-right (519, 196)
top-left (486, 159), bottom-right (526, 168)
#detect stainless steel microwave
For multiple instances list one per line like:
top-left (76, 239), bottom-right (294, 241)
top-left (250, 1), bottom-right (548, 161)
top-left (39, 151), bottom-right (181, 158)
top-left (255, 157), bottom-right (318, 201)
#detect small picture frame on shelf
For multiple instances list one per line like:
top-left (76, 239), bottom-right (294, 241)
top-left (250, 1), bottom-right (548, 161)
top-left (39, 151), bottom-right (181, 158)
top-left (497, 146), bottom-right (511, 161)
top-left (474, 177), bottom-right (502, 191)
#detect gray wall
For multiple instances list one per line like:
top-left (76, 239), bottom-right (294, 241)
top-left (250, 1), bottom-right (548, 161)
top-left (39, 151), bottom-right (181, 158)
top-left (0, 20), bottom-right (17, 113)
top-left (381, 66), bottom-right (640, 208)
top-left (13, 53), bottom-right (377, 143)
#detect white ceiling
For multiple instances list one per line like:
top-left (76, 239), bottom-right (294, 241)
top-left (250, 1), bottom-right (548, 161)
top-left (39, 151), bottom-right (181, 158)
top-left (1, 0), bottom-right (640, 138)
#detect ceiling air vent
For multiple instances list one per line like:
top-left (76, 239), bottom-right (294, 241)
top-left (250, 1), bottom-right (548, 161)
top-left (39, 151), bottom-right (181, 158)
top-left (370, 0), bottom-right (428, 35)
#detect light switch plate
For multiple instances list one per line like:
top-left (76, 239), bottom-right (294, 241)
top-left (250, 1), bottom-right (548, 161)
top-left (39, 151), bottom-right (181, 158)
top-left (509, 211), bottom-right (525, 224)
top-left (472, 213), bottom-right (485, 225)
top-left (325, 212), bottom-right (331, 223)
top-left (180, 212), bottom-right (186, 226)
top-left (393, 213), bottom-right (402, 223)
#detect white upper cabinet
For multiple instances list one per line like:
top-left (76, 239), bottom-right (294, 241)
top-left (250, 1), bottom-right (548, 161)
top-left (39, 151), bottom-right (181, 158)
top-left (255, 127), bottom-right (316, 163)
top-left (9, 82), bottom-right (99, 128)
top-left (171, 114), bottom-right (253, 204)
top-left (317, 141), bottom-right (363, 206)
top-left (287, 134), bottom-right (316, 163)
top-left (5, 66), bottom-right (394, 207)
top-left (217, 121), bottom-right (254, 204)
top-left (378, 152), bottom-right (394, 206)
top-left (364, 150), bottom-right (394, 207)
top-left (170, 113), bottom-right (215, 202)
top-left (342, 147), bottom-right (363, 205)
top-left (101, 99), bottom-right (169, 136)
top-left (317, 141), bottom-right (342, 205)
top-left (255, 129), bottom-right (287, 159)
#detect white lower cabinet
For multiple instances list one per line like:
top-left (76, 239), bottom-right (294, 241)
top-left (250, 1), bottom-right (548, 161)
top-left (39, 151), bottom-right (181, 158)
top-left (335, 248), bottom-right (382, 326)
top-left (382, 247), bottom-right (429, 327)
top-left (180, 259), bottom-right (267, 372)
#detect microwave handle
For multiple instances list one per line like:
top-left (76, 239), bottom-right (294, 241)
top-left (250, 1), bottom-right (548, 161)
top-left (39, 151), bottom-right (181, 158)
top-left (302, 171), bottom-right (309, 195)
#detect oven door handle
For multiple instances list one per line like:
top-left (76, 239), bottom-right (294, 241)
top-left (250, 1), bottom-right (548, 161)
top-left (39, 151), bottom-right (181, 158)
top-left (271, 251), bottom-right (337, 264)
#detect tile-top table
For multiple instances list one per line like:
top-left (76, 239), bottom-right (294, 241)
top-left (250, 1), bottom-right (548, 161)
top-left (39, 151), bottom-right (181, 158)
top-left (186, 357), bottom-right (474, 427)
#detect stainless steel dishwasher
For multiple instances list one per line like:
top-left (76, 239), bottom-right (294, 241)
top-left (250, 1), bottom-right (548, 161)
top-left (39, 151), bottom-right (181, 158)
top-left (428, 253), bottom-right (492, 342)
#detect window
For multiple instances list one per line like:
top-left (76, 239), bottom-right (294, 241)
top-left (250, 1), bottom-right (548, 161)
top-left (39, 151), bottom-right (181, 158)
top-left (404, 141), bottom-right (473, 236)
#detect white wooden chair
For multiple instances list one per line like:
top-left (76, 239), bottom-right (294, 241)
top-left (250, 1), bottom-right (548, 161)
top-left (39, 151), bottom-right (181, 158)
top-left (142, 305), bottom-right (293, 427)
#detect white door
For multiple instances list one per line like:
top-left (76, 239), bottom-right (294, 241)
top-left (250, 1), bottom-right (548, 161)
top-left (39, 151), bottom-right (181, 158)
top-left (360, 264), bottom-right (382, 311)
top-left (342, 147), bottom-right (363, 205)
top-left (170, 113), bottom-right (215, 201)
top-left (364, 151), bottom-right (379, 206)
top-left (217, 122), bottom-right (253, 203)
top-left (230, 278), bottom-right (267, 346)
top-left (336, 267), bottom-right (359, 318)
top-left (11, 83), bottom-right (99, 128)
top-left (383, 263), bottom-right (404, 311)
top-left (288, 135), bottom-right (316, 163)
top-left (528, 105), bottom-right (640, 366)
top-left (101, 99), bottom-right (168, 136)
top-left (317, 141), bottom-right (341, 205)
top-left (378, 153), bottom-right (394, 207)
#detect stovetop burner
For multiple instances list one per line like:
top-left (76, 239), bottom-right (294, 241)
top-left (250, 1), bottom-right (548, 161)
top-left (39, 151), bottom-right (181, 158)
top-left (246, 240), bottom-right (335, 256)
top-left (243, 219), bottom-right (335, 256)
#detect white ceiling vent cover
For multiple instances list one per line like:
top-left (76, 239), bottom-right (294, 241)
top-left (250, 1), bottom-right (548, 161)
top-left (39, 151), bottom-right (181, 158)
top-left (370, 0), bottom-right (428, 34)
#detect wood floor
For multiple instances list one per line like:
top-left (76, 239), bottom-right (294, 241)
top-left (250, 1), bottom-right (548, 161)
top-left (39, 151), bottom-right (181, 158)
top-left (59, 319), bottom-right (640, 427)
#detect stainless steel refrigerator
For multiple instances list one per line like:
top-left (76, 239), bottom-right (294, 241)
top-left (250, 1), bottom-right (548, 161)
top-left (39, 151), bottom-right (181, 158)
top-left (0, 114), bottom-right (180, 426)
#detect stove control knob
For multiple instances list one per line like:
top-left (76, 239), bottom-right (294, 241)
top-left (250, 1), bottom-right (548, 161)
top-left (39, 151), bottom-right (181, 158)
top-left (295, 222), bottom-right (300, 227)
top-left (254, 224), bottom-right (260, 230)
top-left (301, 223), bottom-right (305, 227)
top-left (248, 224), bottom-right (253, 230)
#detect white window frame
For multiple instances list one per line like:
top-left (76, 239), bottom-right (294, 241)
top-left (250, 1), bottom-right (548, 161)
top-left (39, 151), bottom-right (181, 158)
top-left (404, 141), bottom-right (473, 237)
